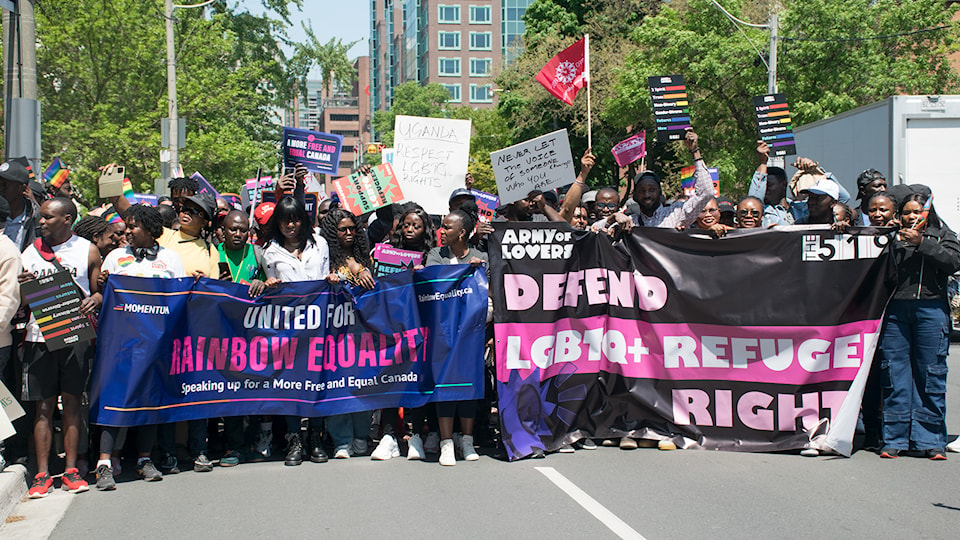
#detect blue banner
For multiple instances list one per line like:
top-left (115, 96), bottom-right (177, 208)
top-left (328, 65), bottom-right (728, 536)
top-left (91, 265), bottom-right (487, 427)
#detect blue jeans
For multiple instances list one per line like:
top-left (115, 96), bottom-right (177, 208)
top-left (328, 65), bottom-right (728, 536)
top-left (880, 299), bottom-right (950, 450)
top-left (326, 411), bottom-right (370, 449)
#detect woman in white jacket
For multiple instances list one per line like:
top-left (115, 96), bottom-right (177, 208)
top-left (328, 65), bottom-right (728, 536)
top-left (262, 196), bottom-right (330, 466)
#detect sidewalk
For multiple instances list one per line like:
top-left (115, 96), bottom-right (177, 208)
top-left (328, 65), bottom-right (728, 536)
top-left (0, 464), bottom-right (27, 521)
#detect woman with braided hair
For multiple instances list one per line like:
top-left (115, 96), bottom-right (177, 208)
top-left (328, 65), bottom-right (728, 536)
top-left (319, 208), bottom-right (376, 458)
top-left (73, 214), bottom-right (123, 258)
top-left (425, 201), bottom-right (488, 466)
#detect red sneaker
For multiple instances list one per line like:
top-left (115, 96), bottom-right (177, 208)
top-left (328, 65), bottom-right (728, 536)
top-left (61, 468), bottom-right (89, 494)
top-left (28, 473), bottom-right (53, 499)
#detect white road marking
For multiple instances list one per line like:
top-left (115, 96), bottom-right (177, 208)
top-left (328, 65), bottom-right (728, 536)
top-left (536, 466), bottom-right (646, 540)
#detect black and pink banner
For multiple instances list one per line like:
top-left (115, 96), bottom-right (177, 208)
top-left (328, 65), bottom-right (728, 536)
top-left (490, 224), bottom-right (895, 460)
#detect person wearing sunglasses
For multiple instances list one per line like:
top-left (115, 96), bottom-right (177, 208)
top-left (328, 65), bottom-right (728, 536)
top-left (736, 197), bottom-right (764, 229)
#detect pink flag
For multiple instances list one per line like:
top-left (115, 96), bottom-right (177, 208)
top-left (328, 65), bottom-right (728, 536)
top-left (611, 131), bottom-right (646, 167)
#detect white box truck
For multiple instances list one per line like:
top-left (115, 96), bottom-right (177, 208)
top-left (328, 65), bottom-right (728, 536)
top-left (794, 95), bottom-right (960, 229)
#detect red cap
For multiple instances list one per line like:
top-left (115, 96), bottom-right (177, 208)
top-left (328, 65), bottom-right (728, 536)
top-left (254, 201), bottom-right (275, 226)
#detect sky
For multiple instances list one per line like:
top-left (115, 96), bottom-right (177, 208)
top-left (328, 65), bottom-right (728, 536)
top-left (238, 0), bottom-right (370, 60)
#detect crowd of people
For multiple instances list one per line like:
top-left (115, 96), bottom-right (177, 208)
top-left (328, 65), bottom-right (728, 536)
top-left (0, 128), bottom-right (957, 500)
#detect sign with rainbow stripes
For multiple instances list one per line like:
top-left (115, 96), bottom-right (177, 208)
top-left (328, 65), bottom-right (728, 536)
top-left (648, 75), bottom-right (690, 141)
top-left (43, 157), bottom-right (70, 189)
top-left (20, 271), bottom-right (96, 351)
top-left (753, 93), bottom-right (796, 156)
top-left (680, 165), bottom-right (720, 197)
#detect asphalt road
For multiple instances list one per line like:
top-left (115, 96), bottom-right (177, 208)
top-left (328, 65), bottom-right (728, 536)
top-left (14, 346), bottom-right (960, 539)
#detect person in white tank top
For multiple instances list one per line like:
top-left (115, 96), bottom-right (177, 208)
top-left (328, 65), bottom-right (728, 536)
top-left (17, 197), bottom-right (102, 497)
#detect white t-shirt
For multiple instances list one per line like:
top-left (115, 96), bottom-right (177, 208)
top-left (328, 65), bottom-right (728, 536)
top-left (20, 235), bottom-right (93, 343)
top-left (102, 245), bottom-right (186, 279)
top-left (263, 236), bottom-right (330, 282)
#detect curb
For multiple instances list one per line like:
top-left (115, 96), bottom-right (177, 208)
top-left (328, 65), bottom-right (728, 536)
top-left (0, 465), bottom-right (28, 522)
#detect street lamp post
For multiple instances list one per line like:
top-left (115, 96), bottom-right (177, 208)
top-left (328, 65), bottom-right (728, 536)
top-left (158, 0), bottom-right (215, 196)
top-left (709, 0), bottom-right (779, 95)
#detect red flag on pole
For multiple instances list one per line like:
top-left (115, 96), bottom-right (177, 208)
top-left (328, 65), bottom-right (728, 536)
top-left (535, 37), bottom-right (587, 105)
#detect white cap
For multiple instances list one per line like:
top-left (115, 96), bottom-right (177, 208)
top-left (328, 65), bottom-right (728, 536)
top-left (802, 179), bottom-right (839, 201)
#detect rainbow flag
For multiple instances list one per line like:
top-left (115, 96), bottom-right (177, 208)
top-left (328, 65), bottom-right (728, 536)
top-left (122, 177), bottom-right (138, 204)
top-left (680, 166), bottom-right (721, 197)
top-left (43, 157), bottom-right (70, 189)
top-left (102, 209), bottom-right (123, 224)
top-left (914, 194), bottom-right (933, 230)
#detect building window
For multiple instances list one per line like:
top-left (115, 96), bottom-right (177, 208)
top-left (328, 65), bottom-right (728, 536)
top-left (437, 31), bottom-right (460, 50)
top-left (469, 58), bottom-right (491, 77)
top-left (438, 57), bottom-right (461, 77)
top-left (331, 130), bottom-right (360, 138)
top-left (469, 5), bottom-right (491, 24)
top-left (469, 31), bottom-right (492, 51)
top-left (470, 84), bottom-right (493, 103)
top-left (329, 114), bottom-right (360, 122)
top-left (339, 161), bottom-right (354, 170)
top-left (442, 84), bottom-right (462, 103)
top-left (438, 5), bottom-right (460, 23)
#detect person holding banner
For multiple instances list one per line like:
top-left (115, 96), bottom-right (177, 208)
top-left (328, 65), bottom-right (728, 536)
top-left (880, 189), bottom-right (960, 460)
top-left (631, 129), bottom-right (712, 229)
top-left (216, 209), bottom-right (277, 467)
top-left (263, 196), bottom-right (331, 466)
top-left (96, 204), bottom-right (186, 489)
top-left (371, 205), bottom-right (438, 461)
top-left (736, 197), bottom-right (764, 229)
top-left (320, 208), bottom-right (376, 459)
top-left (18, 197), bottom-right (101, 498)
top-left (426, 203), bottom-right (487, 466)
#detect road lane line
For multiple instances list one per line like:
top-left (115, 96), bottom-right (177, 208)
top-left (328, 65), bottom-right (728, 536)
top-left (535, 466), bottom-right (646, 540)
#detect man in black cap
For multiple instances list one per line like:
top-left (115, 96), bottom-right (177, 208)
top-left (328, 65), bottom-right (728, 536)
top-left (0, 159), bottom-right (41, 251)
top-left (631, 129), bottom-right (713, 228)
top-left (448, 187), bottom-right (475, 213)
top-left (854, 169), bottom-right (887, 226)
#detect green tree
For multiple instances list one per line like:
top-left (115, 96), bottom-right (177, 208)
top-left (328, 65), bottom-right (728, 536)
top-left (33, 0), bottom-right (353, 199)
top-left (607, 0), bottom-right (960, 197)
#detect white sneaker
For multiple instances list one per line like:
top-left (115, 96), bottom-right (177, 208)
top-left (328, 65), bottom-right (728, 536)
top-left (439, 439), bottom-right (456, 466)
top-left (619, 437), bottom-right (639, 450)
top-left (334, 448), bottom-right (350, 459)
top-left (800, 448), bottom-right (819, 457)
top-left (559, 444), bottom-right (575, 453)
top-left (424, 432), bottom-right (440, 454)
top-left (371, 435), bottom-right (400, 460)
top-left (947, 436), bottom-right (960, 453)
top-left (460, 434), bottom-right (479, 461)
top-left (407, 434), bottom-right (424, 460)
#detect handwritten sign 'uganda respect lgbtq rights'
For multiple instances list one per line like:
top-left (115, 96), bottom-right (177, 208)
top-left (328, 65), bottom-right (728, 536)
top-left (392, 116), bottom-right (472, 215)
top-left (491, 129), bottom-right (576, 205)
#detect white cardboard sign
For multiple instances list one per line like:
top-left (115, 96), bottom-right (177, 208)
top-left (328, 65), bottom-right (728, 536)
top-left (392, 115), bottom-right (472, 215)
top-left (491, 129), bottom-right (576, 205)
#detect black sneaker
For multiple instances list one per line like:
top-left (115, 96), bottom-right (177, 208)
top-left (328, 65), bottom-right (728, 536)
top-left (138, 459), bottom-right (163, 481)
top-left (285, 434), bottom-right (303, 466)
top-left (193, 454), bottom-right (213, 473)
top-left (159, 453), bottom-right (180, 474)
top-left (308, 430), bottom-right (328, 463)
top-left (95, 464), bottom-right (116, 491)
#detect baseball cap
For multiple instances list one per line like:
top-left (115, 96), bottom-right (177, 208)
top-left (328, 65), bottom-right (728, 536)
top-left (582, 191), bottom-right (597, 204)
top-left (635, 170), bottom-right (661, 184)
top-left (183, 192), bottom-right (217, 221)
top-left (856, 169), bottom-right (885, 193)
top-left (0, 159), bottom-right (30, 185)
top-left (717, 197), bottom-right (735, 215)
top-left (449, 187), bottom-right (474, 203)
top-left (801, 179), bottom-right (840, 201)
top-left (254, 201), bottom-right (276, 226)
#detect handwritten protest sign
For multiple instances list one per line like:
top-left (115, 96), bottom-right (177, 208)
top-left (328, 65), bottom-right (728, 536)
top-left (753, 93), bottom-right (796, 156)
top-left (372, 244), bottom-right (424, 276)
top-left (20, 272), bottom-right (97, 351)
top-left (611, 131), bottom-right (646, 167)
top-left (333, 163), bottom-right (404, 216)
top-left (282, 127), bottom-right (343, 175)
top-left (382, 148), bottom-right (395, 164)
top-left (392, 116), bottom-right (472, 215)
top-left (490, 129), bottom-right (576, 205)
top-left (472, 190), bottom-right (499, 223)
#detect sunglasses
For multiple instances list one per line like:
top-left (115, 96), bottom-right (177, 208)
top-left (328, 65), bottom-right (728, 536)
top-left (180, 206), bottom-right (205, 217)
top-left (337, 225), bottom-right (357, 233)
top-left (738, 209), bottom-right (761, 218)
top-left (596, 202), bottom-right (618, 210)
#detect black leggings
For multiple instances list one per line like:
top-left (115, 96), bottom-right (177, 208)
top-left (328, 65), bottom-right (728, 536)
top-left (99, 425), bottom-right (157, 456)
